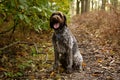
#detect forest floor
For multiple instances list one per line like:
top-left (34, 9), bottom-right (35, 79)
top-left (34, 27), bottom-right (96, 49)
top-left (64, 18), bottom-right (120, 80)
top-left (0, 11), bottom-right (120, 80)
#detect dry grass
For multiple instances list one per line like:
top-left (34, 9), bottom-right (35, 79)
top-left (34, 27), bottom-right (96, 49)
top-left (71, 10), bottom-right (120, 56)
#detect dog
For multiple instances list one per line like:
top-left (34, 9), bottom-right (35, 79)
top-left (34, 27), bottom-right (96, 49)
top-left (50, 11), bottom-right (83, 73)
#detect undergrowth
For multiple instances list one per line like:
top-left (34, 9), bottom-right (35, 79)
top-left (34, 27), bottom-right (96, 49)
top-left (72, 10), bottom-right (120, 56)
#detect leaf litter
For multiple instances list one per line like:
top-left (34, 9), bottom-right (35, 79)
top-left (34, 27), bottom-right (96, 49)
top-left (0, 10), bottom-right (120, 80)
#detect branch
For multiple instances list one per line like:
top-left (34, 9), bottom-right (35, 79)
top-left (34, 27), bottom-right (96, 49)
top-left (33, 42), bottom-right (39, 54)
top-left (0, 41), bottom-right (20, 51)
top-left (0, 26), bottom-right (14, 34)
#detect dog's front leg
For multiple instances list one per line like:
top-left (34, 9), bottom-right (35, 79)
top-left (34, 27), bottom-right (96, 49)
top-left (66, 47), bottom-right (73, 73)
top-left (53, 46), bottom-right (59, 70)
top-left (52, 34), bottom-right (59, 70)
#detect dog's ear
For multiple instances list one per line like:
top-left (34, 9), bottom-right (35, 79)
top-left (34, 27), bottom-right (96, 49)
top-left (50, 13), bottom-right (55, 28)
top-left (63, 14), bottom-right (67, 26)
top-left (50, 15), bottom-right (53, 28)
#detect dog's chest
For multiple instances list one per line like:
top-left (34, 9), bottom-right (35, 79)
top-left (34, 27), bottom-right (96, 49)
top-left (54, 31), bottom-right (74, 54)
top-left (55, 34), bottom-right (68, 53)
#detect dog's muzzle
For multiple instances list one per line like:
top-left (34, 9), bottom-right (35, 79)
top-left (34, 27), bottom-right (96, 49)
top-left (51, 15), bottom-right (63, 29)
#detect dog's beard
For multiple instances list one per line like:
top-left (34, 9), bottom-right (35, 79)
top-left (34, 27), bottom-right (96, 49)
top-left (53, 23), bottom-right (60, 29)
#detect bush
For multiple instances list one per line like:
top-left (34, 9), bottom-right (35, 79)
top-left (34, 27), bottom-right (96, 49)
top-left (0, 0), bottom-right (71, 33)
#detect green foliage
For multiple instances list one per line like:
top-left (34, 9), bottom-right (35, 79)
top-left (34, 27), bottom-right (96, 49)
top-left (4, 71), bottom-right (23, 78)
top-left (0, 0), bottom-right (71, 32)
top-left (31, 46), bottom-right (37, 56)
top-left (50, 0), bottom-right (71, 13)
top-left (3, 59), bottom-right (32, 78)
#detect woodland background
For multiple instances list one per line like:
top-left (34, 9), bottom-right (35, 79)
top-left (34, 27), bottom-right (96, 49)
top-left (0, 0), bottom-right (120, 79)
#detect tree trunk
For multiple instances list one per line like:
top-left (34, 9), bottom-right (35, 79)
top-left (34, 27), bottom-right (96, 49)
top-left (76, 0), bottom-right (80, 14)
top-left (85, 0), bottom-right (90, 12)
top-left (110, 0), bottom-right (118, 10)
top-left (113, 0), bottom-right (118, 9)
top-left (81, 0), bottom-right (85, 14)
top-left (101, 0), bottom-right (106, 10)
top-left (91, 0), bottom-right (94, 10)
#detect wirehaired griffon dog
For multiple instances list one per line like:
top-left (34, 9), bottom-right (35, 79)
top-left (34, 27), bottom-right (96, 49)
top-left (50, 11), bottom-right (83, 73)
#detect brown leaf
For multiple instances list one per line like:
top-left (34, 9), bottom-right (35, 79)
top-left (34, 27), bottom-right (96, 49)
top-left (92, 73), bottom-right (99, 77)
top-left (82, 62), bottom-right (87, 67)
top-left (50, 71), bottom-right (55, 77)
top-left (0, 67), bottom-right (7, 71)
top-left (92, 72), bottom-right (101, 77)
top-left (97, 59), bottom-right (103, 63)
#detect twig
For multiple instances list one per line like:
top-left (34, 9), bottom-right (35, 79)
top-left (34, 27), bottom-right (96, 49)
top-left (42, 53), bottom-right (48, 64)
top-left (10, 19), bottom-right (18, 39)
top-left (0, 26), bottom-right (14, 34)
top-left (33, 42), bottom-right (39, 54)
top-left (0, 41), bottom-right (20, 51)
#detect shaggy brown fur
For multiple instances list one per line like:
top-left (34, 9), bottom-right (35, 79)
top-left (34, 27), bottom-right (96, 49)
top-left (50, 11), bottom-right (83, 73)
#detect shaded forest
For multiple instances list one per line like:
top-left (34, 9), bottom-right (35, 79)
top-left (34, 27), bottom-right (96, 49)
top-left (0, 0), bottom-right (120, 79)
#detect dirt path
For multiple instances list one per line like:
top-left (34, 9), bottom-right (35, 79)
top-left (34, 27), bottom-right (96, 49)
top-left (60, 22), bottom-right (120, 80)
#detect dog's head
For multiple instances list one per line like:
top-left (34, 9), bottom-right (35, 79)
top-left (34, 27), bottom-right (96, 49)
top-left (50, 11), bottom-right (66, 30)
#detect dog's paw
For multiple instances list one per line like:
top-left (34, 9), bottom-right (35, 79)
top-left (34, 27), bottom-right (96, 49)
top-left (66, 67), bottom-right (72, 74)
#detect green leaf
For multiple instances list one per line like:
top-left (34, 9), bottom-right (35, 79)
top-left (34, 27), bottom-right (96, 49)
top-left (32, 6), bottom-right (42, 12)
top-left (10, 0), bottom-right (16, 7)
top-left (23, 15), bottom-right (30, 23)
top-left (19, 5), bottom-right (25, 10)
top-left (19, 0), bottom-right (27, 4)
top-left (15, 72), bottom-right (23, 77)
top-left (18, 13), bottom-right (24, 20)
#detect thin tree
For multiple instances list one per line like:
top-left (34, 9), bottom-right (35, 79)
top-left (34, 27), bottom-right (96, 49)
top-left (85, 0), bottom-right (90, 12)
top-left (111, 0), bottom-right (118, 9)
top-left (101, 0), bottom-right (106, 10)
top-left (81, 0), bottom-right (85, 13)
top-left (76, 0), bottom-right (80, 14)
top-left (91, 0), bottom-right (94, 10)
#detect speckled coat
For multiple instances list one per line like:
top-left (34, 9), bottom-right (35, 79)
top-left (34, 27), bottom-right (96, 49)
top-left (52, 26), bottom-right (83, 71)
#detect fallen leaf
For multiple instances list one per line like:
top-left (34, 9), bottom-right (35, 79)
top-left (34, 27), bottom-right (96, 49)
top-left (0, 67), bottom-right (7, 71)
top-left (40, 68), bottom-right (46, 72)
top-left (97, 59), bottom-right (103, 63)
top-left (92, 73), bottom-right (100, 77)
top-left (82, 62), bottom-right (86, 67)
top-left (50, 71), bottom-right (55, 77)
